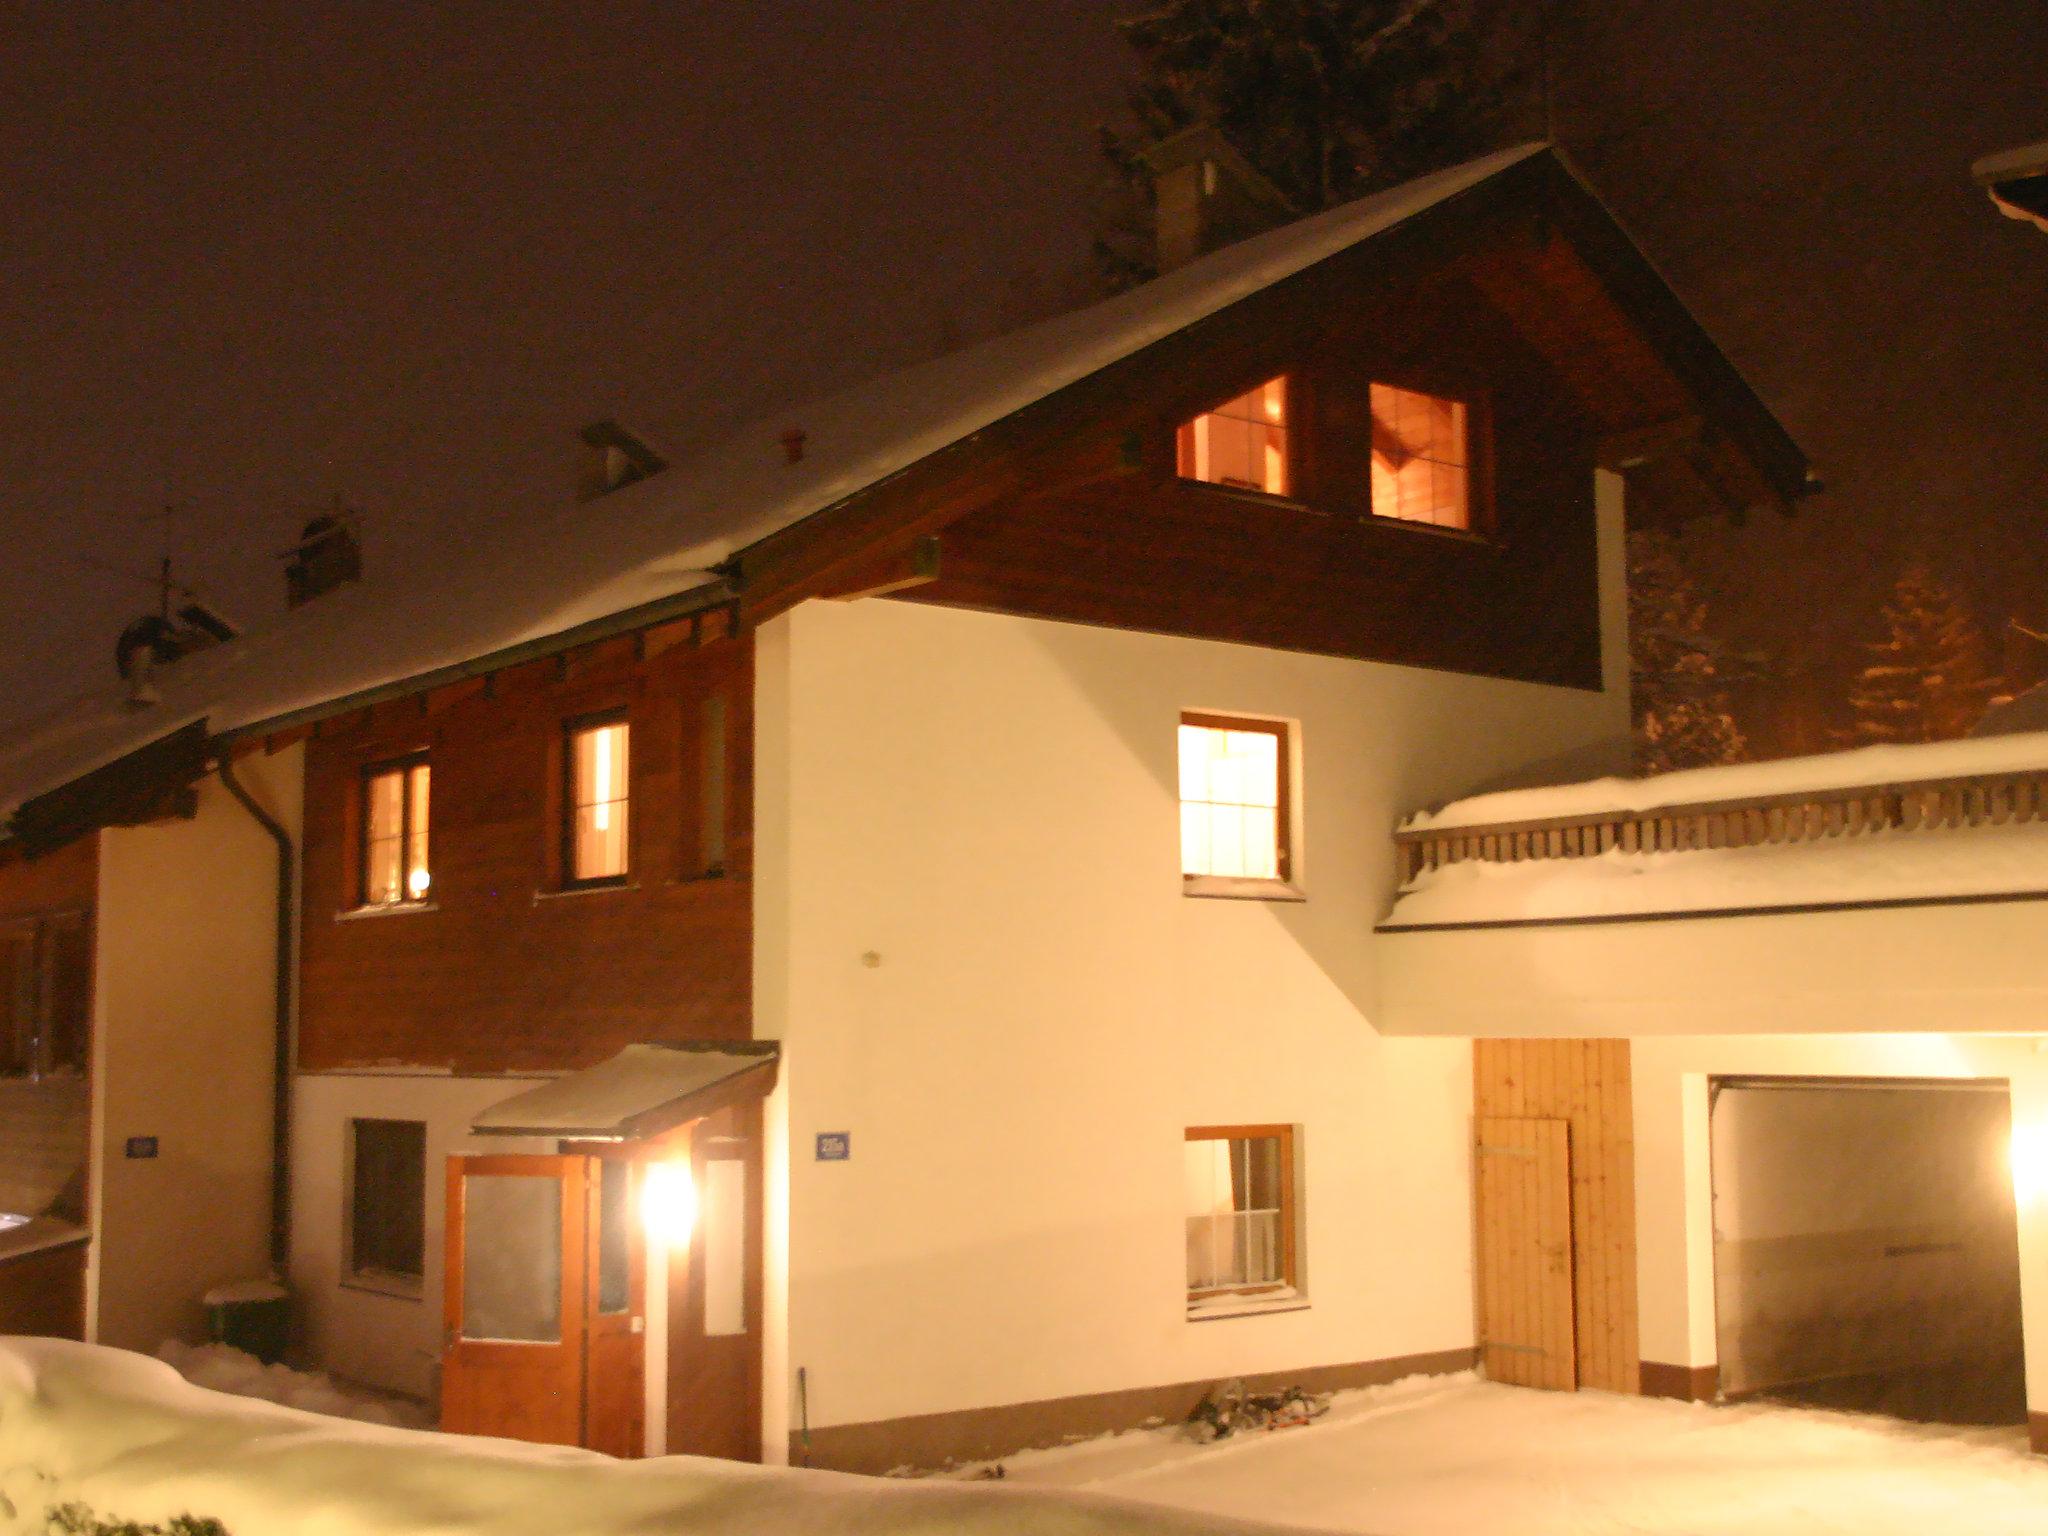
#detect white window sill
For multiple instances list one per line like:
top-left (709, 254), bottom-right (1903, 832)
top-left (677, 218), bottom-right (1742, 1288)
top-left (341, 1270), bottom-right (424, 1302)
top-left (335, 901), bottom-right (439, 922)
top-left (1182, 876), bottom-right (1305, 903)
top-left (532, 882), bottom-right (639, 903)
top-left (1186, 1289), bottom-right (1309, 1323)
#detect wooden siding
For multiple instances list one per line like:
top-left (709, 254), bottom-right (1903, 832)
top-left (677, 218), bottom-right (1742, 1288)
top-left (0, 1237), bottom-right (87, 1339)
top-left (298, 622), bottom-right (753, 1073)
top-left (1474, 1039), bottom-right (1640, 1394)
top-left (0, 834), bottom-right (97, 922)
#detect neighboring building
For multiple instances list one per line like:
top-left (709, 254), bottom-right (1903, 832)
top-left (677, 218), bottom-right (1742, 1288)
top-left (0, 143), bottom-right (1813, 1466)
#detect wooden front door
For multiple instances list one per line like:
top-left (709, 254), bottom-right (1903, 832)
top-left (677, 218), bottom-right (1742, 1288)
top-left (1475, 1116), bottom-right (1578, 1391)
top-left (441, 1153), bottom-right (646, 1451)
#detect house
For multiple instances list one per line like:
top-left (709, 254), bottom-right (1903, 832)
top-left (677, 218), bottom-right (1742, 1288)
top-left (0, 142), bottom-right (1816, 1467)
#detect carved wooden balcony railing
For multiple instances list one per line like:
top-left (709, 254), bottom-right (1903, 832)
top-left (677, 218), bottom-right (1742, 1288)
top-left (1395, 768), bottom-right (2048, 886)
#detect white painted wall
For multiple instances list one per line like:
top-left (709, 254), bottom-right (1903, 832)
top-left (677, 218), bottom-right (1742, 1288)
top-left (753, 582), bottom-right (1629, 1443)
top-left (290, 1071), bottom-right (552, 1400)
top-left (89, 745), bottom-right (302, 1352)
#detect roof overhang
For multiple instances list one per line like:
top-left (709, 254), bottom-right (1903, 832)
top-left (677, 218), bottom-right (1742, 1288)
top-left (6, 720), bottom-right (211, 857)
top-left (469, 1041), bottom-right (779, 1142)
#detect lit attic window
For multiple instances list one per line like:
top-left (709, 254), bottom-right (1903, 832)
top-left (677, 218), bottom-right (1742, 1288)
top-left (1177, 377), bottom-right (1289, 496)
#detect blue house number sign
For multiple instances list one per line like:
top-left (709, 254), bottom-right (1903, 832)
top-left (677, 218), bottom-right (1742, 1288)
top-left (815, 1132), bottom-right (850, 1162)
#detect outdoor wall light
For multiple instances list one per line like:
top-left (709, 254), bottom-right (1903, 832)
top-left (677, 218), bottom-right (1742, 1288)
top-left (641, 1160), bottom-right (698, 1247)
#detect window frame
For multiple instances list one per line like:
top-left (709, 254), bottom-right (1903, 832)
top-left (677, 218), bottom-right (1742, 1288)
top-left (1, 908), bottom-right (92, 1079)
top-left (1177, 711), bottom-right (1299, 899)
top-left (1183, 1123), bottom-right (1300, 1305)
top-left (560, 710), bottom-right (632, 891)
top-left (1365, 378), bottom-right (1485, 534)
top-left (1174, 375), bottom-right (1298, 502)
top-left (358, 752), bottom-right (432, 910)
top-left (343, 1116), bottom-right (428, 1299)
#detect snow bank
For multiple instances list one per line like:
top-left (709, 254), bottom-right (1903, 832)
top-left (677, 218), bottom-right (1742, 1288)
top-left (153, 1342), bottom-right (428, 1430)
top-left (1384, 816), bottom-right (2048, 926)
top-left (0, 1339), bottom-right (1325, 1536)
top-left (1405, 731), bottom-right (2048, 832)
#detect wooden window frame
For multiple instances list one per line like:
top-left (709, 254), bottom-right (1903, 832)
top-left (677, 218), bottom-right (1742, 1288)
top-left (344, 1116), bottom-right (427, 1298)
top-left (1178, 711), bottom-right (1298, 899)
top-left (560, 710), bottom-right (632, 891)
top-left (1, 908), bottom-right (92, 1079)
top-left (1174, 375), bottom-right (1298, 502)
top-left (1184, 1123), bottom-right (1299, 1302)
top-left (1363, 376), bottom-right (1494, 539)
top-left (358, 752), bottom-right (431, 910)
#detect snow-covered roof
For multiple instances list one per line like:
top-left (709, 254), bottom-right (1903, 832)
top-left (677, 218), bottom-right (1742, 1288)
top-left (1402, 730), bottom-right (2048, 833)
top-left (0, 144), bottom-right (1549, 826)
top-left (470, 1041), bottom-right (778, 1140)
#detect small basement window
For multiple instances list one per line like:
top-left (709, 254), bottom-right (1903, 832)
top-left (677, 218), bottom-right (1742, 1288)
top-left (348, 1118), bottom-right (426, 1293)
top-left (1185, 1125), bottom-right (1297, 1304)
top-left (1177, 377), bottom-right (1289, 497)
top-left (565, 715), bottom-right (631, 885)
top-left (1179, 713), bottom-right (1292, 888)
top-left (362, 756), bottom-right (431, 906)
top-left (1369, 383), bottom-right (1471, 528)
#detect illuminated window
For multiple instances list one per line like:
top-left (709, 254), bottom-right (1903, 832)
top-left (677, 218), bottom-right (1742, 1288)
top-left (1177, 377), bottom-right (1289, 496)
top-left (348, 1118), bottom-right (425, 1292)
top-left (1178, 713), bottom-right (1290, 884)
top-left (1369, 383), bottom-right (1470, 528)
top-left (566, 716), bottom-right (630, 885)
top-left (1185, 1125), bottom-right (1297, 1302)
top-left (362, 757), bottom-right (431, 906)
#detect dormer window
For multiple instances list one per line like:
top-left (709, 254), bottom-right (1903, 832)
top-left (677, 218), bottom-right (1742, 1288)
top-left (1177, 377), bottom-right (1289, 497)
top-left (1370, 383), bottom-right (1470, 529)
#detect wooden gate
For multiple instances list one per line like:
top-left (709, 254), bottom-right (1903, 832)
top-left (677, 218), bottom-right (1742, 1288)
top-left (1475, 1116), bottom-right (1577, 1390)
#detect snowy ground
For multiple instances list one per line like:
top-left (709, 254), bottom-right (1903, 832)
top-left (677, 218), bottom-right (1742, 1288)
top-left (982, 1371), bottom-right (2048, 1535)
top-left (154, 1340), bottom-right (431, 1429)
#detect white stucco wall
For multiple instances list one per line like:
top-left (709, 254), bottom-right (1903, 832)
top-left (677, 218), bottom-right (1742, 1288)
top-left (753, 580), bottom-right (1629, 1445)
top-left (290, 1071), bottom-right (552, 1400)
top-left (90, 745), bottom-right (302, 1352)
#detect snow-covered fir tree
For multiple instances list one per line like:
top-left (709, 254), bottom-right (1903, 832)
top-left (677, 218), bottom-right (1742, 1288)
top-left (1627, 528), bottom-right (1750, 775)
top-left (1091, 0), bottom-right (1545, 287)
top-left (1843, 562), bottom-right (1998, 745)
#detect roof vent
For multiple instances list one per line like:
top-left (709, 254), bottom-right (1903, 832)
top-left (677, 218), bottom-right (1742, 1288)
top-left (1139, 125), bottom-right (1297, 272)
top-left (577, 420), bottom-right (667, 502)
top-left (114, 601), bottom-right (239, 685)
top-left (284, 513), bottom-right (363, 608)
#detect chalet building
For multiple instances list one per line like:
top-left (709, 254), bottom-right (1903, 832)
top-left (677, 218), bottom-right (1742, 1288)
top-left (0, 141), bottom-right (1865, 1468)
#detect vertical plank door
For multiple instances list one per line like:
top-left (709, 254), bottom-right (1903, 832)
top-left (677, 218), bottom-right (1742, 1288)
top-left (441, 1154), bottom-right (590, 1446)
top-left (1475, 1116), bottom-right (1578, 1391)
top-left (583, 1155), bottom-right (647, 1457)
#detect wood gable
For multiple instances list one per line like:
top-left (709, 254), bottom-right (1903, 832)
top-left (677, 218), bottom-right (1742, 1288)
top-left (730, 149), bottom-right (1808, 692)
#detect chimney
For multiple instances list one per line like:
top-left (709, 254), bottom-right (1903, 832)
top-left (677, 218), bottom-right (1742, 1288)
top-left (285, 513), bottom-right (363, 607)
top-left (1139, 125), bottom-right (1297, 272)
top-left (576, 420), bottom-right (667, 503)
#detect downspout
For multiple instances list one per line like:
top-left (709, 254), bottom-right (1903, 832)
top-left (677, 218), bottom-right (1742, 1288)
top-left (218, 753), bottom-right (295, 1276)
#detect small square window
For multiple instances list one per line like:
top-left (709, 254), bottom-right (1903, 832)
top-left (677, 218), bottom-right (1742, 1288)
top-left (1369, 382), bottom-right (1470, 528)
top-left (1177, 377), bottom-right (1289, 497)
top-left (1185, 1125), bottom-right (1297, 1302)
top-left (565, 716), bottom-right (631, 885)
top-left (348, 1118), bottom-right (426, 1292)
top-left (1179, 713), bottom-right (1291, 885)
top-left (361, 757), bottom-right (431, 906)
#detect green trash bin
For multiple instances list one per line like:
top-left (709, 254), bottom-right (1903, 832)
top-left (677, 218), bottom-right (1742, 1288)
top-left (203, 1279), bottom-right (290, 1364)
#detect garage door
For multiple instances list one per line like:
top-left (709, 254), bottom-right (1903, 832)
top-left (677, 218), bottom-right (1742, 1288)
top-left (1710, 1077), bottom-right (2024, 1425)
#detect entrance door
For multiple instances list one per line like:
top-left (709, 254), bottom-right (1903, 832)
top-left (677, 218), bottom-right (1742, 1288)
top-left (1475, 1116), bottom-right (1577, 1390)
top-left (442, 1153), bottom-right (647, 1450)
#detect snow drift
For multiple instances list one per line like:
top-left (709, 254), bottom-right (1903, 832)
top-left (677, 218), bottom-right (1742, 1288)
top-left (0, 1339), bottom-right (1321, 1536)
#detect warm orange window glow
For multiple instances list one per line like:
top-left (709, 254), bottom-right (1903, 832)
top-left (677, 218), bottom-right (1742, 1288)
top-left (1177, 377), bottom-right (1289, 496)
top-left (1370, 383), bottom-right (1470, 528)
top-left (568, 719), bottom-right (630, 883)
top-left (363, 759), bottom-right (430, 906)
top-left (1178, 715), bottom-right (1288, 882)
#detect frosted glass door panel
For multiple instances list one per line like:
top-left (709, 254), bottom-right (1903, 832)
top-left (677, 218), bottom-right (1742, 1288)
top-left (462, 1174), bottom-right (564, 1342)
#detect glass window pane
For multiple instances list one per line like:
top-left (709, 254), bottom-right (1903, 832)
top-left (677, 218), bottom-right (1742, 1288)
top-left (573, 803), bottom-right (630, 881)
top-left (570, 723), bottom-right (630, 881)
top-left (702, 1159), bottom-right (747, 1337)
top-left (1177, 721), bottom-right (1285, 879)
top-left (350, 1119), bottom-right (426, 1281)
top-left (1369, 382), bottom-right (1470, 528)
top-left (1178, 378), bottom-right (1288, 496)
top-left (406, 765), bottom-right (431, 900)
top-left (461, 1174), bottom-right (563, 1342)
top-left (596, 1160), bottom-right (630, 1315)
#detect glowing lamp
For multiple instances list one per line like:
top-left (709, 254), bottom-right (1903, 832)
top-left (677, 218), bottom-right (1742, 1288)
top-left (407, 867), bottom-right (431, 899)
top-left (2012, 1123), bottom-right (2048, 1204)
top-left (641, 1160), bottom-right (697, 1247)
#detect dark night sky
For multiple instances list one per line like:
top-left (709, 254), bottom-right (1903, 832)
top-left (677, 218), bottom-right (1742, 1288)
top-left (2, 2), bottom-right (2043, 748)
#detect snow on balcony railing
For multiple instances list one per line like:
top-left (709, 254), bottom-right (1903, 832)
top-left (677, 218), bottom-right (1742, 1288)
top-left (1394, 767), bottom-right (2048, 886)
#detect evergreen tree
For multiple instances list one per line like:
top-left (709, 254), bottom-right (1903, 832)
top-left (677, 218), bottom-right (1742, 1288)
top-left (1092, 0), bottom-right (1546, 287)
top-left (1628, 528), bottom-right (1750, 775)
top-left (1843, 562), bottom-right (1998, 745)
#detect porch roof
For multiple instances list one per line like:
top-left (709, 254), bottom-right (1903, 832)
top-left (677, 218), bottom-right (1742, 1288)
top-left (470, 1041), bottom-right (778, 1142)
